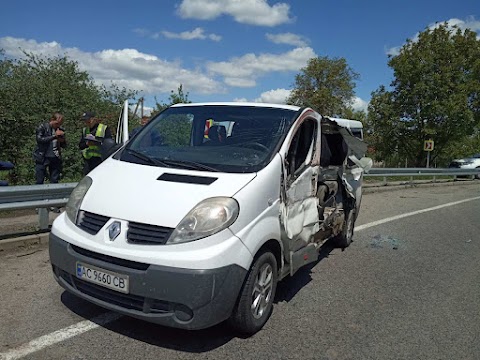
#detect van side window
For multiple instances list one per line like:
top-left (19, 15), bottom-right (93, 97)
top-left (286, 119), bottom-right (316, 177)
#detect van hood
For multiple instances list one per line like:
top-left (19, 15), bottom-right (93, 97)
top-left (81, 158), bottom-right (256, 228)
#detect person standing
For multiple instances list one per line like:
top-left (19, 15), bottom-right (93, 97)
top-left (34, 112), bottom-right (66, 184)
top-left (79, 111), bottom-right (112, 175)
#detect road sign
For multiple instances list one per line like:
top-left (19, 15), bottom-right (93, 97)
top-left (424, 140), bottom-right (434, 152)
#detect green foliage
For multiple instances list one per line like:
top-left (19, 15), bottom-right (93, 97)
top-left (0, 51), bottom-right (137, 184)
top-left (287, 56), bottom-right (359, 117)
top-left (156, 115), bottom-right (192, 147)
top-left (151, 84), bottom-right (191, 116)
top-left (367, 24), bottom-right (480, 166)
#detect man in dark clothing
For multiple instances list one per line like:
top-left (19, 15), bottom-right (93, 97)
top-left (79, 111), bottom-right (112, 175)
top-left (34, 112), bottom-right (66, 184)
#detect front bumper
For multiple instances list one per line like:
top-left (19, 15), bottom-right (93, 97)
top-left (49, 233), bottom-right (247, 330)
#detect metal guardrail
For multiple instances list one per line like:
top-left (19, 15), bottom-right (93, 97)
top-left (0, 168), bottom-right (478, 230)
top-left (0, 183), bottom-right (76, 230)
top-left (367, 168), bottom-right (479, 177)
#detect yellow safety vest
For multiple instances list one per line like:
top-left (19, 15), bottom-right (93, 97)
top-left (82, 124), bottom-right (107, 159)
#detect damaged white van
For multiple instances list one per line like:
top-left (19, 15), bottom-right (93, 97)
top-left (49, 102), bottom-right (371, 334)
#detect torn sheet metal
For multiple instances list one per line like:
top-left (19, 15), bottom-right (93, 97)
top-left (280, 166), bottom-right (320, 245)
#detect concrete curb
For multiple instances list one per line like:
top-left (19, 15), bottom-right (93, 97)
top-left (363, 179), bottom-right (479, 194)
top-left (0, 233), bottom-right (49, 253)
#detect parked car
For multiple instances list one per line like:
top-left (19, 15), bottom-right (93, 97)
top-left (49, 102), bottom-right (372, 334)
top-left (449, 153), bottom-right (480, 179)
top-left (0, 160), bottom-right (14, 186)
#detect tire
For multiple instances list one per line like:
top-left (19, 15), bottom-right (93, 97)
top-left (229, 251), bottom-right (278, 335)
top-left (475, 167), bottom-right (480, 180)
top-left (333, 208), bottom-right (355, 248)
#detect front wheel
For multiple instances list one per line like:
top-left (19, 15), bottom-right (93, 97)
top-left (333, 208), bottom-right (356, 248)
top-left (229, 251), bottom-right (278, 335)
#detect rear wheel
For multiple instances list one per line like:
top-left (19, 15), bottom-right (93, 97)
top-left (475, 167), bottom-right (480, 180)
top-left (229, 251), bottom-right (278, 335)
top-left (334, 208), bottom-right (355, 248)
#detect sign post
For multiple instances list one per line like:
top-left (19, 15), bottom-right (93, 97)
top-left (424, 139), bottom-right (434, 168)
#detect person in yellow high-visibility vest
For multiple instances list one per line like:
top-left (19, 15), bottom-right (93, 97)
top-left (79, 111), bottom-right (112, 175)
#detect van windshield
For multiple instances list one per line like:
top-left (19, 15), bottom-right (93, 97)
top-left (120, 105), bottom-right (299, 173)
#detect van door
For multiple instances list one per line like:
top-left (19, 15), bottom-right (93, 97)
top-left (279, 115), bottom-right (321, 275)
top-left (116, 100), bottom-right (130, 145)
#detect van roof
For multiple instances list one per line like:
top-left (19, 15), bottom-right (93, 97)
top-left (170, 102), bottom-right (301, 111)
top-left (326, 117), bottom-right (363, 129)
top-left (169, 103), bottom-right (363, 129)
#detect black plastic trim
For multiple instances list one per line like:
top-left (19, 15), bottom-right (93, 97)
top-left (157, 173), bottom-right (217, 185)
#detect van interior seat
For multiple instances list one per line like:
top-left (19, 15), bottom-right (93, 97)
top-left (205, 125), bottom-right (227, 145)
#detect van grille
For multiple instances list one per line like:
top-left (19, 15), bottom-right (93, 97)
top-left (127, 222), bottom-right (173, 245)
top-left (71, 244), bottom-right (150, 271)
top-left (77, 211), bottom-right (109, 234)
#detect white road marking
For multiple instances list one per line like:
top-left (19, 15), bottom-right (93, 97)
top-left (355, 195), bottom-right (480, 232)
top-left (2, 195), bottom-right (480, 359)
top-left (0, 312), bottom-right (122, 360)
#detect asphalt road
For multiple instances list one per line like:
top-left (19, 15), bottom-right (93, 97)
top-left (0, 183), bottom-right (479, 360)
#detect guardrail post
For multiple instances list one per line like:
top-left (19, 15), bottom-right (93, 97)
top-left (383, 176), bottom-right (387, 186)
top-left (38, 207), bottom-right (49, 230)
top-left (410, 176), bottom-right (413, 185)
top-left (433, 175), bottom-right (436, 183)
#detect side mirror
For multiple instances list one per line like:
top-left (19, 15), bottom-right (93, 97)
top-left (101, 138), bottom-right (121, 160)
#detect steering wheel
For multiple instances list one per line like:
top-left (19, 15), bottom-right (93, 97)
top-left (239, 142), bottom-right (269, 152)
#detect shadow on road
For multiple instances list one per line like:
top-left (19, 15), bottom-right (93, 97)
top-left (60, 291), bottom-right (237, 353)
top-left (274, 240), bottom-right (337, 303)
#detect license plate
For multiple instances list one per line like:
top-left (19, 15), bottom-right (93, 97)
top-left (76, 262), bottom-right (129, 294)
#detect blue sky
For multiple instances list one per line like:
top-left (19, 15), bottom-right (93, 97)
top-left (1, 0), bottom-right (479, 114)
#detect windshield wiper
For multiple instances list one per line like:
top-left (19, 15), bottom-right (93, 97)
top-left (125, 149), bottom-right (170, 168)
top-left (161, 159), bottom-right (220, 172)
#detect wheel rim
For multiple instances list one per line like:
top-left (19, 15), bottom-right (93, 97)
top-left (251, 263), bottom-right (273, 319)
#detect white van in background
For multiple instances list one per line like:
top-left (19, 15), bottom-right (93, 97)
top-left (49, 102), bottom-right (371, 335)
top-left (328, 117), bottom-right (364, 140)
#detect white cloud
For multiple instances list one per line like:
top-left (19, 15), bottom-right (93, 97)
top-left (351, 96), bottom-right (368, 112)
top-left (0, 36), bottom-right (223, 95)
top-left (133, 28), bottom-right (149, 37)
top-left (207, 46), bottom-right (316, 87)
top-left (255, 88), bottom-right (291, 103)
top-left (386, 16), bottom-right (480, 56)
top-left (385, 45), bottom-right (401, 57)
top-left (177, 0), bottom-right (293, 27)
top-left (233, 97), bottom-right (248, 102)
top-left (428, 17), bottom-right (480, 33)
top-left (161, 27), bottom-right (221, 41)
top-left (266, 33), bottom-right (308, 47)
top-left (224, 78), bottom-right (257, 87)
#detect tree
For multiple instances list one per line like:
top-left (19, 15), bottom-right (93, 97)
top-left (0, 51), bottom-right (137, 184)
top-left (151, 84), bottom-right (191, 116)
top-left (367, 23), bottom-right (480, 166)
top-left (287, 56), bottom-right (359, 117)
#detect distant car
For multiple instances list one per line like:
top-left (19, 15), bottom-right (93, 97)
top-left (449, 154), bottom-right (480, 179)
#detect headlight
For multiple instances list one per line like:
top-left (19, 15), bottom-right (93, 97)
top-left (167, 197), bottom-right (239, 244)
top-left (66, 176), bottom-right (92, 224)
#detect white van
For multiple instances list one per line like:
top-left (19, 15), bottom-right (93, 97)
top-left (49, 102), bottom-right (371, 334)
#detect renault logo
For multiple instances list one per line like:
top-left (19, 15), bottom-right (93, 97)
top-left (107, 221), bottom-right (121, 241)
